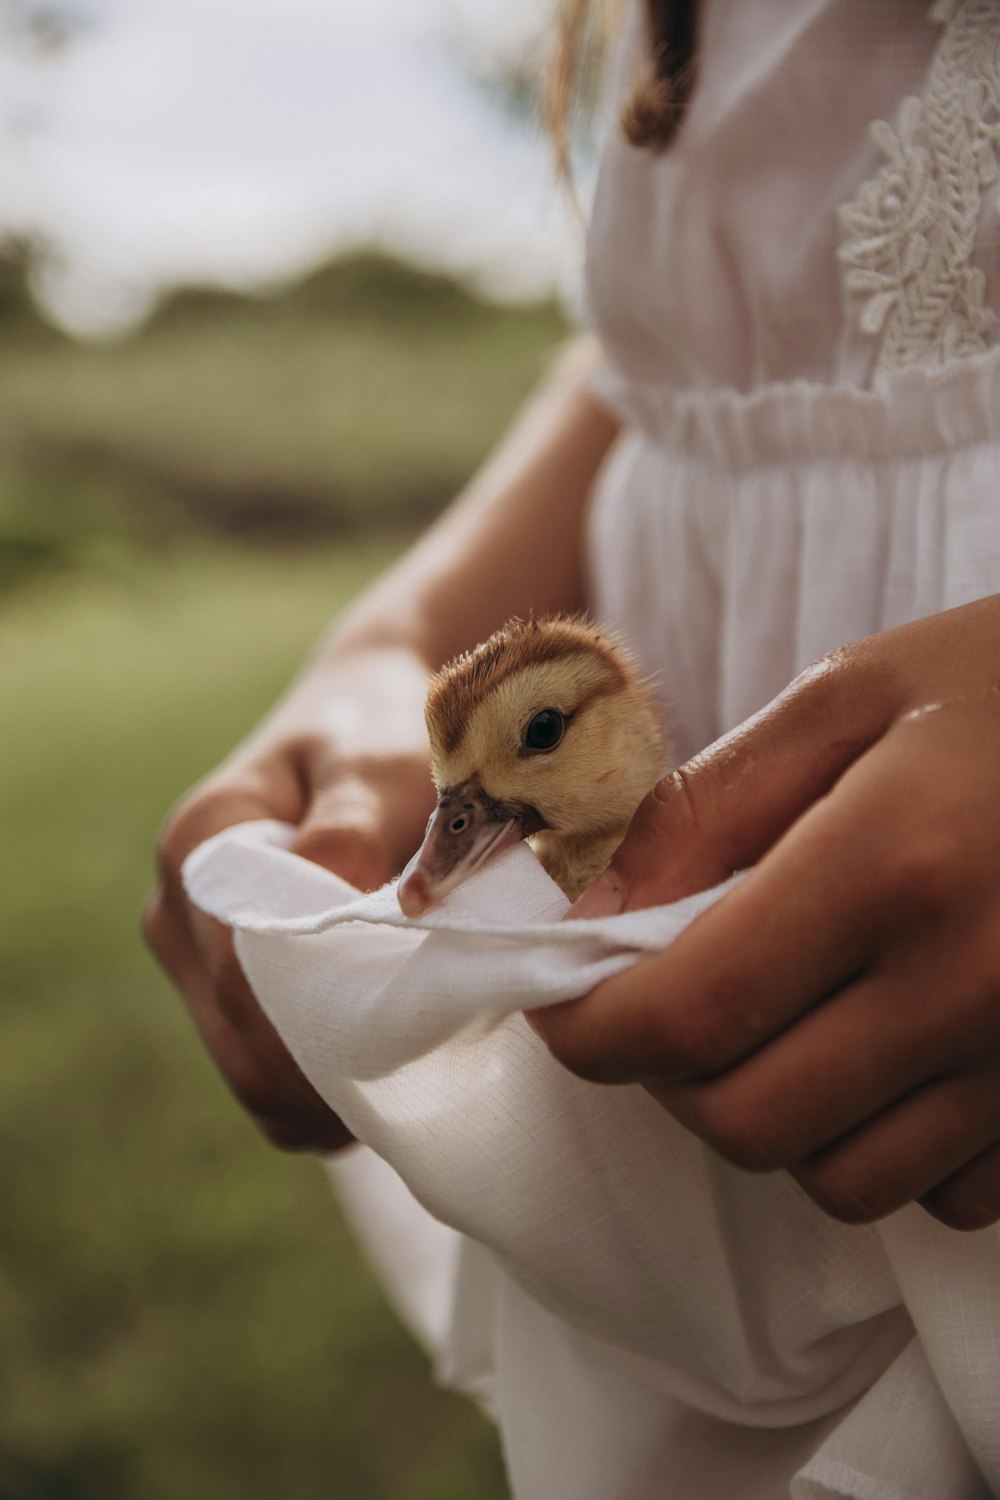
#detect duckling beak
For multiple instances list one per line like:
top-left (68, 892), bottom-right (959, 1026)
top-left (397, 780), bottom-right (521, 917)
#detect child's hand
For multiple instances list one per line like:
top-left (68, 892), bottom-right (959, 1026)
top-left (533, 596), bottom-right (1000, 1231)
top-left (144, 645), bottom-right (434, 1153)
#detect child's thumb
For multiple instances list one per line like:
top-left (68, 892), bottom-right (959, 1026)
top-left (570, 656), bottom-right (895, 918)
top-left (291, 775), bottom-right (397, 893)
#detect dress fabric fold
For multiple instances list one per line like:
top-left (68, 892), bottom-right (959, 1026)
top-left (185, 823), bottom-right (999, 1499)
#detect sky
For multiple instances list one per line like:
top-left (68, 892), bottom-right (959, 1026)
top-left (0, 0), bottom-right (587, 334)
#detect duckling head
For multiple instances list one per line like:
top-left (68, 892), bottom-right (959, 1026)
top-left (397, 615), bottom-right (666, 915)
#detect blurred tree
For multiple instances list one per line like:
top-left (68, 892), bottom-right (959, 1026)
top-left (0, 237), bottom-right (42, 327)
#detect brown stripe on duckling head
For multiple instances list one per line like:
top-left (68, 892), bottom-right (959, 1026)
top-left (425, 614), bottom-right (631, 756)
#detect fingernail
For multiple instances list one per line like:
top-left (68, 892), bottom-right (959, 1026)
top-left (567, 871), bottom-right (626, 920)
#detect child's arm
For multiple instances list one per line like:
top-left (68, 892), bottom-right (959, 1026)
top-left (145, 338), bottom-right (621, 1151)
top-left (534, 596), bottom-right (1000, 1231)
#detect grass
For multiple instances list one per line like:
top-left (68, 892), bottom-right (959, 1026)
top-left (0, 540), bottom-right (509, 1500)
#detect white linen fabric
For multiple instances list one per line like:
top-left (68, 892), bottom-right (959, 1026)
top-left (187, 0), bottom-right (1000, 1494)
top-left (186, 824), bottom-right (999, 1500)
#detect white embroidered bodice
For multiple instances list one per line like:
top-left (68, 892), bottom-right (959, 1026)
top-left (587, 0), bottom-right (1000, 395)
top-left (839, 0), bottom-right (1000, 377)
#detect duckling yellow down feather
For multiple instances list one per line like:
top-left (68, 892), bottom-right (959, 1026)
top-left (398, 615), bottom-right (668, 914)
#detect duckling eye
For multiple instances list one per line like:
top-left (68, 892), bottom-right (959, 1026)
top-left (524, 709), bottom-right (564, 752)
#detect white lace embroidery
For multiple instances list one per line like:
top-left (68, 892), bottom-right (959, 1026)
top-left (838, 0), bottom-right (1000, 378)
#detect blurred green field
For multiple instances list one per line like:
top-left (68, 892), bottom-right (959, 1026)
top-left (0, 258), bottom-right (569, 1498)
top-left (0, 544), bottom-right (509, 1500)
top-left (0, 253), bottom-right (568, 584)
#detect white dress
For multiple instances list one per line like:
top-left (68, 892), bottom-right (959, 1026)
top-left (185, 3), bottom-right (1000, 1496)
top-left (581, 1), bottom-right (1000, 1493)
top-left (588, 0), bottom-right (1000, 759)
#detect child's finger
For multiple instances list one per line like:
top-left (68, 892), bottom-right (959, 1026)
top-left (570, 648), bottom-right (898, 918)
top-left (291, 760), bottom-right (433, 891)
top-left (791, 1067), bottom-right (1000, 1226)
top-left (649, 897), bottom-right (1000, 1177)
top-left (538, 846), bottom-right (878, 1085)
top-left (922, 1139), bottom-right (1000, 1231)
top-left (146, 891), bottom-right (351, 1151)
top-left (537, 718), bottom-right (928, 1083)
top-left (292, 777), bottom-right (396, 891)
top-left (646, 967), bottom-right (941, 1173)
top-left (149, 773), bottom-right (356, 1151)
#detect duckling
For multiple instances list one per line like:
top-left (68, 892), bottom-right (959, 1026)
top-left (397, 615), bottom-right (667, 915)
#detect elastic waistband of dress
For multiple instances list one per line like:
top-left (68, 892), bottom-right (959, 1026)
top-left (592, 345), bottom-right (1000, 471)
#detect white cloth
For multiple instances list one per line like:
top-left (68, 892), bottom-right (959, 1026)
top-left (185, 823), bottom-right (1000, 1499)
